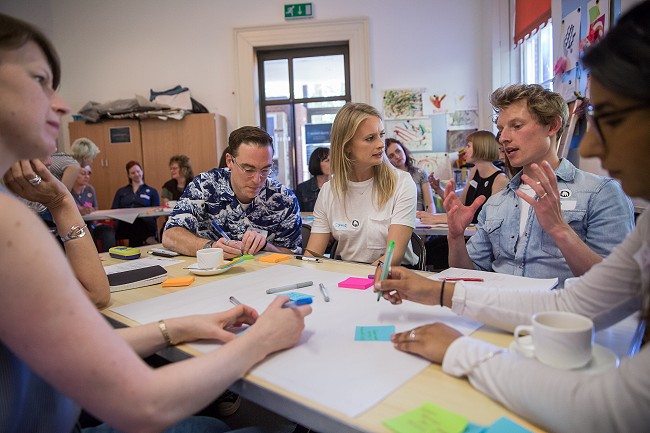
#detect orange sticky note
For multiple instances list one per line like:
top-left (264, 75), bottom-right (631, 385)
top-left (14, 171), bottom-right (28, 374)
top-left (162, 276), bottom-right (195, 287)
top-left (259, 253), bottom-right (290, 263)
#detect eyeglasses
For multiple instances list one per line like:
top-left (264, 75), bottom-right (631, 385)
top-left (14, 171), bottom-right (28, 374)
top-left (231, 157), bottom-right (273, 178)
top-left (586, 102), bottom-right (650, 144)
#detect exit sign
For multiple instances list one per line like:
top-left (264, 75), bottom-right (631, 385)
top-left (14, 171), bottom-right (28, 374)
top-left (284, 3), bottom-right (313, 20)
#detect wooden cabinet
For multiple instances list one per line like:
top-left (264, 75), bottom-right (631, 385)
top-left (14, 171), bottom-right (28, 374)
top-left (68, 113), bottom-right (226, 209)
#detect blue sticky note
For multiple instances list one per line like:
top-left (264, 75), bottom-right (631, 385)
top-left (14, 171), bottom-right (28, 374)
top-left (275, 292), bottom-right (314, 301)
top-left (464, 422), bottom-right (486, 433)
top-left (484, 417), bottom-right (532, 433)
top-left (355, 325), bottom-right (395, 341)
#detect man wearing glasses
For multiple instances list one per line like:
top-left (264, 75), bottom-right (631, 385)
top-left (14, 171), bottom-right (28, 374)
top-left (163, 126), bottom-right (301, 257)
top-left (444, 84), bottom-right (634, 286)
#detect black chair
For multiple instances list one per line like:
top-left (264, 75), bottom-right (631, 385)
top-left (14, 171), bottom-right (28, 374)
top-left (410, 232), bottom-right (427, 271)
top-left (301, 224), bottom-right (311, 252)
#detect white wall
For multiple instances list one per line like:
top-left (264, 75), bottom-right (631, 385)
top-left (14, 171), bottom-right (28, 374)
top-left (1, 0), bottom-right (508, 147)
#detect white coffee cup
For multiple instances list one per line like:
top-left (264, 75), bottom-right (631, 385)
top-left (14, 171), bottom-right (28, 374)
top-left (514, 311), bottom-right (594, 369)
top-left (196, 247), bottom-right (224, 269)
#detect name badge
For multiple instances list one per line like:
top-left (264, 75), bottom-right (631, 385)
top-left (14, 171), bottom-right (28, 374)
top-left (561, 200), bottom-right (577, 210)
top-left (469, 180), bottom-right (478, 189)
top-left (140, 194), bottom-right (150, 200)
top-left (334, 222), bottom-right (349, 231)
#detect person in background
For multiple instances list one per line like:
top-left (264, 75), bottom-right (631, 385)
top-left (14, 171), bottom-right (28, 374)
top-left (218, 146), bottom-right (230, 168)
top-left (0, 12), bottom-right (311, 433)
top-left (305, 102), bottom-right (417, 266)
top-left (72, 165), bottom-right (97, 215)
top-left (161, 154), bottom-right (194, 206)
top-left (419, 130), bottom-right (508, 225)
top-left (295, 146), bottom-right (331, 212)
top-left (385, 138), bottom-right (435, 213)
top-left (111, 160), bottom-right (160, 246)
top-left (445, 83), bottom-right (634, 286)
top-left (50, 137), bottom-right (101, 191)
top-left (375, 3), bottom-right (650, 430)
top-left (163, 126), bottom-right (302, 258)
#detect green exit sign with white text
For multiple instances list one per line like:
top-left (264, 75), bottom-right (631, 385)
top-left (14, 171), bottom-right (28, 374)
top-left (284, 3), bottom-right (313, 20)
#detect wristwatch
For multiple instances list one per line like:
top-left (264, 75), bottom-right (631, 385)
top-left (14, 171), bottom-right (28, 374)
top-left (60, 224), bottom-right (87, 243)
top-left (202, 240), bottom-right (215, 249)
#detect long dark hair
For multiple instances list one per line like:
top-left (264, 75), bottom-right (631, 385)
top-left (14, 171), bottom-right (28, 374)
top-left (385, 138), bottom-right (416, 175)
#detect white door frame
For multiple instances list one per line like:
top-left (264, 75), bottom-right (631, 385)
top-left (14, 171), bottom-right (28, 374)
top-left (234, 18), bottom-right (370, 126)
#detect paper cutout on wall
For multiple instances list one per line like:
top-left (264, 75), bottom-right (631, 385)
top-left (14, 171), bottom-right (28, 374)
top-left (553, 67), bottom-right (578, 102)
top-left (413, 152), bottom-right (452, 180)
top-left (385, 118), bottom-right (433, 152)
top-left (383, 88), bottom-right (424, 119)
top-left (447, 129), bottom-right (476, 153)
top-left (561, 8), bottom-right (581, 68)
top-left (423, 92), bottom-right (450, 114)
top-left (582, 0), bottom-right (609, 52)
top-left (446, 110), bottom-right (479, 131)
top-left (451, 92), bottom-right (478, 111)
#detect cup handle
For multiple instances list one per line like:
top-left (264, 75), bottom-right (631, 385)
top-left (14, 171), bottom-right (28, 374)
top-left (513, 325), bottom-right (534, 358)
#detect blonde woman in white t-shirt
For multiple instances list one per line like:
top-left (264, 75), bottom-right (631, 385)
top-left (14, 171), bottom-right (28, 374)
top-left (305, 102), bottom-right (417, 266)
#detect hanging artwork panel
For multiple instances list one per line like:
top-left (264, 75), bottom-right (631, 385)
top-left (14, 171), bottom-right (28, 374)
top-left (385, 118), bottom-right (433, 152)
top-left (383, 88), bottom-right (424, 119)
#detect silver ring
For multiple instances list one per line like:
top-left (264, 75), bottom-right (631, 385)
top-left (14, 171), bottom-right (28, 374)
top-left (409, 329), bottom-right (416, 342)
top-left (28, 175), bottom-right (42, 186)
top-left (224, 239), bottom-right (230, 246)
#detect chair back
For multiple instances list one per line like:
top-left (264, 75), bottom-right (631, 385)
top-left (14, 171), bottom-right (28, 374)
top-left (301, 224), bottom-right (311, 252)
top-left (410, 232), bottom-right (427, 271)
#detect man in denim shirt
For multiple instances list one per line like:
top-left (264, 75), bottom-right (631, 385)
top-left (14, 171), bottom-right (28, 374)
top-left (445, 84), bottom-right (633, 286)
top-left (163, 126), bottom-right (302, 258)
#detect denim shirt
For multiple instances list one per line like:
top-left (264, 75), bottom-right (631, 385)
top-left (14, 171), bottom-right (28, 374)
top-left (467, 159), bottom-right (634, 286)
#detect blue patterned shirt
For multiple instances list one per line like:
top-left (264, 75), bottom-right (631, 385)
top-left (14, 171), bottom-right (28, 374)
top-left (164, 168), bottom-right (302, 253)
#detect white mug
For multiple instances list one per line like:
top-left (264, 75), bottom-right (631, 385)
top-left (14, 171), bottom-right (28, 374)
top-left (514, 311), bottom-right (594, 369)
top-left (196, 247), bottom-right (224, 269)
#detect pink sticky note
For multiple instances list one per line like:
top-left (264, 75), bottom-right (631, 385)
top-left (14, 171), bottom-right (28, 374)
top-left (338, 277), bottom-right (374, 290)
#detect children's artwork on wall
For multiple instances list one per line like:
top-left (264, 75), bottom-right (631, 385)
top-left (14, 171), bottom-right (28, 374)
top-left (385, 118), bottom-right (432, 152)
top-left (413, 152), bottom-right (452, 180)
top-left (383, 88), bottom-right (424, 119)
top-left (554, 67), bottom-right (579, 102)
top-left (451, 92), bottom-right (478, 111)
top-left (581, 0), bottom-right (609, 52)
top-left (447, 129), bottom-right (476, 153)
top-left (446, 109), bottom-right (479, 131)
top-left (423, 92), bottom-right (450, 115)
top-left (561, 8), bottom-right (582, 68)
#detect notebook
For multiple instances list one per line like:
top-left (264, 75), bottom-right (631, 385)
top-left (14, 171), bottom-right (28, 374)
top-left (107, 265), bottom-right (168, 292)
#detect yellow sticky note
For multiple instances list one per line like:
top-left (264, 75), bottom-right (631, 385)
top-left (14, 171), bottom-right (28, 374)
top-left (259, 253), bottom-right (290, 263)
top-left (162, 276), bottom-right (195, 287)
top-left (383, 402), bottom-right (468, 433)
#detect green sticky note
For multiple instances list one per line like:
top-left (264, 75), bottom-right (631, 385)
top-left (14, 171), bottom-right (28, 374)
top-left (355, 325), bottom-right (395, 341)
top-left (384, 402), bottom-right (468, 433)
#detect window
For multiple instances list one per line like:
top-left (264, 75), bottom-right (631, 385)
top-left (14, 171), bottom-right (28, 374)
top-left (519, 22), bottom-right (553, 89)
top-left (258, 45), bottom-right (350, 189)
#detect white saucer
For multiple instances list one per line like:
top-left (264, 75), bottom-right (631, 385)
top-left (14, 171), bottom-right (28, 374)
top-left (509, 336), bottom-right (619, 374)
top-left (186, 264), bottom-right (230, 276)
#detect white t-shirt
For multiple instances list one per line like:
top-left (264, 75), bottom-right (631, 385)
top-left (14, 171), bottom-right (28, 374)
top-left (441, 211), bottom-right (650, 433)
top-left (312, 168), bottom-right (417, 265)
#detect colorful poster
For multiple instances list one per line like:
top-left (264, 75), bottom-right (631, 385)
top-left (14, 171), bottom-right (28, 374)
top-left (447, 129), bottom-right (476, 153)
top-left (451, 92), bottom-right (478, 111)
top-left (561, 8), bottom-right (581, 68)
top-left (446, 109), bottom-right (479, 131)
top-left (553, 67), bottom-right (579, 102)
top-left (423, 92), bottom-right (450, 115)
top-left (385, 118), bottom-right (432, 152)
top-left (383, 88), bottom-right (424, 119)
top-left (412, 152), bottom-right (452, 180)
top-left (581, 0), bottom-right (609, 52)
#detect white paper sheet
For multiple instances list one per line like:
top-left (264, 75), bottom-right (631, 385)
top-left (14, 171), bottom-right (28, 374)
top-left (432, 267), bottom-right (558, 290)
top-left (111, 265), bottom-right (482, 418)
top-left (104, 257), bottom-right (184, 275)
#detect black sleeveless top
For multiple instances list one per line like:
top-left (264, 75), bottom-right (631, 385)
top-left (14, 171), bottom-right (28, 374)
top-left (464, 170), bottom-right (503, 224)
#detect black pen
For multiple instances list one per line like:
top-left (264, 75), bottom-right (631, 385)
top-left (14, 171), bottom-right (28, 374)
top-left (295, 255), bottom-right (323, 263)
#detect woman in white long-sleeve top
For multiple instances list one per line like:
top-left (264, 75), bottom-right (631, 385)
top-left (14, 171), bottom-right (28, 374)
top-left (374, 2), bottom-right (650, 432)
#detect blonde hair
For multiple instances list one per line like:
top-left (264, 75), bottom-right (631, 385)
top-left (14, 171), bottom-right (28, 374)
top-left (467, 130), bottom-right (499, 161)
top-left (330, 102), bottom-right (396, 208)
top-left (70, 137), bottom-right (100, 162)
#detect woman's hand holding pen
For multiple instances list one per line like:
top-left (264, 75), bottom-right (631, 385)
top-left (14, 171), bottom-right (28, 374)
top-left (244, 296), bottom-right (312, 354)
top-left (373, 266), bottom-right (439, 305)
top-left (391, 323), bottom-right (462, 364)
top-left (164, 305), bottom-right (260, 344)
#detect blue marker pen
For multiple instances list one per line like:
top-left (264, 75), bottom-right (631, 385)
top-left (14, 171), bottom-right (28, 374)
top-left (282, 297), bottom-right (313, 308)
top-left (211, 220), bottom-right (231, 241)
